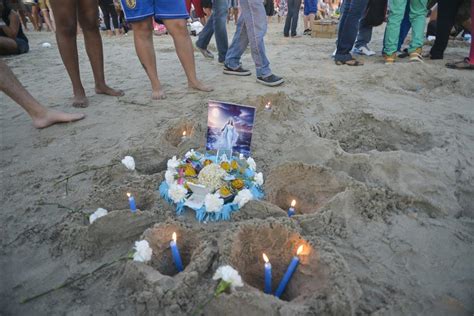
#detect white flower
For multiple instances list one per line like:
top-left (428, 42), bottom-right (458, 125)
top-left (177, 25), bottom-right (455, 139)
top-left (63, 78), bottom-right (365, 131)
top-left (121, 156), bottom-right (135, 171)
top-left (239, 153), bottom-right (244, 160)
top-left (233, 189), bottom-right (253, 208)
top-left (133, 240), bottom-right (153, 263)
top-left (167, 156), bottom-right (180, 171)
top-left (185, 149), bottom-right (196, 159)
top-left (213, 265), bottom-right (243, 289)
top-left (254, 172), bottom-right (264, 186)
top-left (246, 157), bottom-right (256, 171)
top-left (165, 169), bottom-right (177, 185)
top-left (89, 208), bottom-right (108, 224)
top-left (205, 193), bottom-right (224, 213)
top-left (168, 183), bottom-right (188, 203)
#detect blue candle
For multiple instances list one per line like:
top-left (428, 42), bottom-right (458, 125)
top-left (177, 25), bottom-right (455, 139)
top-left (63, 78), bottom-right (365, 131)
top-left (287, 200), bottom-right (296, 217)
top-left (127, 192), bottom-right (137, 213)
top-left (170, 232), bottom-right (184, 272)
top-left (263, 253), bottom-right (272, 294)
top-left (274, 245), bottom-right (303, 298)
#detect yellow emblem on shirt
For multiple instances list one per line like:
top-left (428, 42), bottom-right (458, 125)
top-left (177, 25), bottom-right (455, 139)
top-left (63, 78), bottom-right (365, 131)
top-left (126, 0), bottom-right (136, 9)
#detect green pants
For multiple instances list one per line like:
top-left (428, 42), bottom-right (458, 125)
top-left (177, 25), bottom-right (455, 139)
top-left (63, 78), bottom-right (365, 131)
top-left (383, 0), bottom-right (428, 55)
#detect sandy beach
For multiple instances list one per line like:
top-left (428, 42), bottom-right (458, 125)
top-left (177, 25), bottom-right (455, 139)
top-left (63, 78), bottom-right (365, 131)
top-left (1, 21), bottom-right (473, 315)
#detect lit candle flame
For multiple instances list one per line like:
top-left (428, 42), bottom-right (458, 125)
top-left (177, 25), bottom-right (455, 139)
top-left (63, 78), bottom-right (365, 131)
top-left (291, 200), bottom-right (296, 207)
top-left (172, 232), bottom-right (177, 242)
top-left (296, 245), bottom-right (304, 256)
top-left (127, 192), bottom-right (131, 198)
top-left (265, 101), bottom-right (271, 108)
top-left (263, 253), bottom-right (269, 263)
top-left (182, 131), bottom-right (187, 137)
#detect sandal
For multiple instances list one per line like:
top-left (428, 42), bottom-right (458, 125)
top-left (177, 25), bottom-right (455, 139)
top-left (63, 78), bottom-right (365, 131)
top-left (335, 58), bottom-right (364, 66)
top-left (445, 58), bottom-right (474, 70)
top-left (409, 48), bottom-right (424, 62)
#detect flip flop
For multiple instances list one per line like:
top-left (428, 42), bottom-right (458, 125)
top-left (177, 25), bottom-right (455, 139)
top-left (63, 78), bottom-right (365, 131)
top-left (335, 58), bottom-right (364, 66)
top-left (445, 58), bottom-right (474, 70)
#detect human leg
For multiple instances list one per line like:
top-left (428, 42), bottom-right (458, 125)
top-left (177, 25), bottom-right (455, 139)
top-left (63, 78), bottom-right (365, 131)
top-left (108, 4), bottom-right (120, 35)
top-left (0, 37), bottom-right (19, 55)
top-left (225, 14), bottom-right (249, 69)
top-left (335, 0), bottom-right (369, 62)
top-left (284, 0), bottom-right (296, 36)
top-left (50, 0), bottom-right (88, 107)
top-left (290, 0), bottom-right (301, 36)
top-left (397, 1), bottom-right (411, 51)
top-left (100, 3), bottom-right (113, 35)
top-left (383, 0), bottom-right (408, 56)
top-left (430, 0), bottom-right (462, 59)
top-left (0, 60), bottom-right (85, 129)
top-left (78, 0), bottom-right (124, 97)
top-left (162, 19), bottom-right (213, 92)
top-left (129, 18), bottom-right (165, 99)
top-left (238, 0), bottom-right (272, 78)
top-left (407, 0), bottom-right (428, 53)
top-left (354, 15), bottom-right (374, 51)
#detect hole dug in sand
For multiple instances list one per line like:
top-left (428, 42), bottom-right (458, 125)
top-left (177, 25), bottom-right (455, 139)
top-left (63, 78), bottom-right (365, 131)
top-left (89, 184), bottom-right (156, 212)
top-left (265, 163), bottom-right (347, 215)
top-left (142, 224), bottom-right (200, 276)
top-left (244, 92), bottom-right (300, 119)
top-left (164, 119), bottom-right (196, 147)
top-left (127, 147), bottom-right (168, 175)
top-left (228, 223), bottom-right (326, 302)
top-left (320, 112), bottom-right (436, 153)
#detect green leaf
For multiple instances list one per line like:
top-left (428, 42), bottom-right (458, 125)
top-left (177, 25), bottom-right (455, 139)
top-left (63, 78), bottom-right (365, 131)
top-left (214, 280), bottom-right (231, 297)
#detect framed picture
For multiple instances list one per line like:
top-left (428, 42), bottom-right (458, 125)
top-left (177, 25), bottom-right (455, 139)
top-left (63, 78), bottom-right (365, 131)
top-left (206, 100), bottom-right (257, 157)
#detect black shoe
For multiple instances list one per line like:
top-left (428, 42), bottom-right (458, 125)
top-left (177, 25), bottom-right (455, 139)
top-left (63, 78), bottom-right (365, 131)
top-left (398, 48), bottom-right (409, 58)
top-left (303, 28), bottom-right (311, 35)
top-left (284, 34), bottom-right (289, 37)
top-left (256, 74), bottom-right (284, 87)
top-left (223, 65), bottom-right (252, 76)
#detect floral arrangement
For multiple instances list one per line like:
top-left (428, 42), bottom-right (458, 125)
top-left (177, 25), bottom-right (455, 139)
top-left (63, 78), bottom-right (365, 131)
top-left (159, 150), bottom-right (264, 222)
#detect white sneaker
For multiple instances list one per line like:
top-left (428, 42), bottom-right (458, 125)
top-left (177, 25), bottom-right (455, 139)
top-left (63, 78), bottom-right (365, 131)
top-left (354, 46), bottom-right (376, 56)
top-left (332, 48), bottom-right (337, 58)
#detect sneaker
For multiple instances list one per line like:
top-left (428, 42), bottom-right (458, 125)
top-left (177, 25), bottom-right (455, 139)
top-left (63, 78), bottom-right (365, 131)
top-left (197, 46), bottom-right (214, 59)
top-left (223, 65), bottom-right (252, 76)
top-left (353, 46), bottom-right (376, 56)
top-left (303, 28), bottom-right (311, 35)
top-left (398, 48), bottom-right (409, 58)
top-left (409, 48), bottom-right (424, 63)
top-left (383, 53), bottom-right (396, 64)
top-left (256, 74), bottom-right (284, 87)
top-left (332, 48), bottom-right (337, 58)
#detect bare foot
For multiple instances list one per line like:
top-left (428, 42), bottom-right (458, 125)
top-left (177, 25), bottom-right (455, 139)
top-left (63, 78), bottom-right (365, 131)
top-left (95, 85), bottom-right (125, 97)
top-left (72, 94), bottom-right (89, 108)
top-left (33, 109), bottom-right (85, 129)
top-left (188, 80), bottom-right (214, 92)
top-left (152, 90), bottom-right (167, 100)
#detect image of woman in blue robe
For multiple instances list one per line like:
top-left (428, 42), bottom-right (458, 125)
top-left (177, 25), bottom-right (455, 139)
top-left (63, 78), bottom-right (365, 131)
top-left (217, 119), bottom-right (239, 151)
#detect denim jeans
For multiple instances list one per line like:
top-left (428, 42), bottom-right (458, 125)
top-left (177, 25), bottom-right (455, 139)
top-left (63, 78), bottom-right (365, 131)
top-left (225, 0), bottom-right (272, 78)
top-left (335, 0), bottom-right (369, 62)
top-left (196, 0), bottom-right (229, 62)
top-left (354, 15), bottom-right (373, 49)
top-left (284, 0), bottom-right (302, 36)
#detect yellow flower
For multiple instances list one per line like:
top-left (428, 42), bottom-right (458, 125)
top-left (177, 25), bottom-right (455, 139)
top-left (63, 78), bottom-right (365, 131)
top-left (184, 164), bottom-right (197, 177)
top-left (231, 160), bottom-right (239, 170)
top-left (231, 179), bottom-right (244, 190)
top-left (220, 161), bottom-right (231, 172)
top-left (219, 186), bottom-right (232, 197)
top-left (204, 159), bottom-right (213, 166)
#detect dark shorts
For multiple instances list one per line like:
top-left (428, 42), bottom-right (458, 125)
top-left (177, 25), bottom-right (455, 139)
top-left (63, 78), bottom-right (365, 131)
top-left (16, 38), bottom-right (29, 54)
top-left (120, 0), bottom-right (189, 22)
top-left (304, 0), bottom-right (317, 15)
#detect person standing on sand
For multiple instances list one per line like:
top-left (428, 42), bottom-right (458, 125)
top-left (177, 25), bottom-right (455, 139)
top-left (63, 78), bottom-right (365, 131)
top-left (119, 0), bottom-right (213, 100)
top-left (49, 0), bottom-right (124, 108)
top-left (303, 0), bottom-right (317, 35)
top-left (196, 0), bottom-right (229, 63)
top-left (0, 60), bottom-right (85, 129)
top-left (284, 0), bottom-right (302, 37)
top-left (223, 0), bottom-right (284, 86)
top-left (383, 0), bottom-right (428, 64)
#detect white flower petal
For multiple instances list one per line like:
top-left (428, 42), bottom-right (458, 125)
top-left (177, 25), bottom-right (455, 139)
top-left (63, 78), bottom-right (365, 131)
top-left (167, 156), bottom-right (180, 171)
top-left (133, 240), bottom-right (153, 262)
top-left (234, 189), bottom-right (253, 208)
top-left (205, 193), bottom-right (224, 213)
top-left (168, 183), bottom-right (188, 203)
top-left (246, 157), bottom-right (256, 171)
top-left (213, 265), bottom-right (243, 289)
top-left (89, 208), bottom-right (108, 224)
top-left (254, 172), bottom-right (264, 186)
top-left (165, 169), bottom-right (177, 185)
top-left (121, 156), bottom-right (136, 171)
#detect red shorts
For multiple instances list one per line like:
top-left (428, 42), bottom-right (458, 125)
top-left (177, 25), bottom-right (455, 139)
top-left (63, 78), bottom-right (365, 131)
top-left (185, 0), bottom-right (204, 17)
